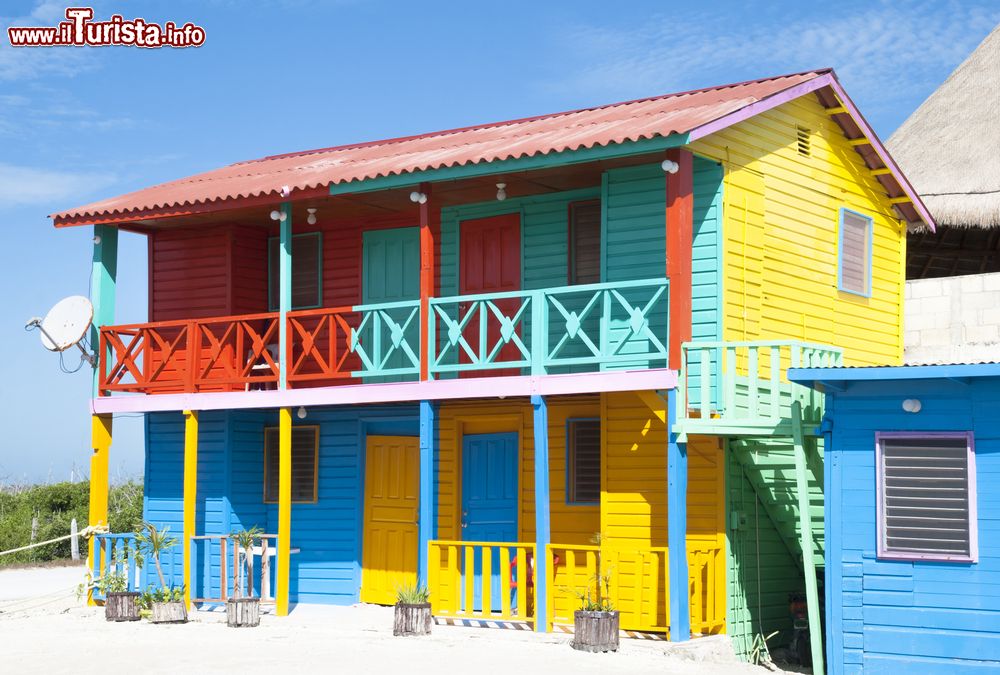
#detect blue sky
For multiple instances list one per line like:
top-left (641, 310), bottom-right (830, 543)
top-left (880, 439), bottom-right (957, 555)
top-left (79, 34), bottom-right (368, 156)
top-left (1, 0), bottom-right (997, 483)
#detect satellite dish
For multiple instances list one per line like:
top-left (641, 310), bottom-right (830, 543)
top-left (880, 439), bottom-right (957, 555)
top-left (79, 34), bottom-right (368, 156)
top-left (38, 296), bottom-right (93, 351)
top-left (25, 295), bottom-right (96, 368)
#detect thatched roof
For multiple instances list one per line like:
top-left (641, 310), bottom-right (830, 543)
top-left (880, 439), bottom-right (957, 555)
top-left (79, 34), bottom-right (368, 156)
top-left (889, 24), bottom-right (1000, 228)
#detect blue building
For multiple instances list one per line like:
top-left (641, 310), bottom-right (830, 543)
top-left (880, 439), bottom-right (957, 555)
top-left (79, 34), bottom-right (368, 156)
top-left (789, 363), bottom-right (1000, 674)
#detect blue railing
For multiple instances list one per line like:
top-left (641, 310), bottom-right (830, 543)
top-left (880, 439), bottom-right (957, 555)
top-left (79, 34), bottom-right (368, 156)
top-left (91, 533), bottom-right (140, 601)
top-left (428, 278), bottom-right (669, 377)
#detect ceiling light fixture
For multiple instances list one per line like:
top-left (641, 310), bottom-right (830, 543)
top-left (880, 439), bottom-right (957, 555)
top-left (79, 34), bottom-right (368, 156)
top-left (307, 208), bottom-right (317, 225)
top-left (496, 182), bottom-right (507, 201)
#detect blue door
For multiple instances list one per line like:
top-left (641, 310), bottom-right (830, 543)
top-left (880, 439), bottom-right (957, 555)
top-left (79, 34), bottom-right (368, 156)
top-left (462, 433), bottom-right (518, 613)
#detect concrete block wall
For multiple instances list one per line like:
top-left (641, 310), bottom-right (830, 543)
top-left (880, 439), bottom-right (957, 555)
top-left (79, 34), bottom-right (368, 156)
top-left (905, 272), bottom-right (1000, 364)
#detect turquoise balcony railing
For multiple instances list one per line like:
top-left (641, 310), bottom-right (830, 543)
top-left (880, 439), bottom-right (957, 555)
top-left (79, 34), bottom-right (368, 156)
top-left (675, 340), bottom-right (843, 437)
top-left (428, 278), bottom-right (669, 377)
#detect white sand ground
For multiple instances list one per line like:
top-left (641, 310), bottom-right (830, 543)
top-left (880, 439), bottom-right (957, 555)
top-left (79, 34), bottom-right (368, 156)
top-left (0, 565), bottom-right (773, 675)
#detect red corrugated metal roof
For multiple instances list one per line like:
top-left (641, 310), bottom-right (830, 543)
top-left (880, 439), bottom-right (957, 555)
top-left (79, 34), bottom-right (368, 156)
top-left (51, 69), bottom-right (846, 224)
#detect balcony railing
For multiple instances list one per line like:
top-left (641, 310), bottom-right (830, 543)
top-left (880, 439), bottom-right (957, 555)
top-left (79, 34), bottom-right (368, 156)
top-left (675, 340), bottom-right (843, 437)
top-left (98, 278), bottom-right (669, 396)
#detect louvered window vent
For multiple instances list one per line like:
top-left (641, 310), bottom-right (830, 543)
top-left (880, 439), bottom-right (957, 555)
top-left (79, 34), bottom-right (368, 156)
top-left (796, 126), bottom-right (811, 156)
top-left (878, 435), bottom-right (976, 562)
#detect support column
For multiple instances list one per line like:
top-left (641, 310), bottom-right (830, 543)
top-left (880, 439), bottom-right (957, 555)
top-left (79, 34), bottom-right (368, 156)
top-left (531, 395), bottom-right (550, 632)
top-left (418, 400), bottom-right (437, 586)
top-left (182, 410), bottom-right (198, 609)
top-left (87, 413), bottom-right (112, 605)
top-left (665, 148), bottom-right (693, 370)
top-left (90, 224), bottom-right (118, 397)
top-left (791, 401), bottom-right (824, 675)
top-left (278, 202), bottom-right (293, 390)
top-left (276, 407), bottom-right (293, 616)
top-left (418, 183), bottom-right (437, 381)
top-left (667, 389), bottom-right (690, 641)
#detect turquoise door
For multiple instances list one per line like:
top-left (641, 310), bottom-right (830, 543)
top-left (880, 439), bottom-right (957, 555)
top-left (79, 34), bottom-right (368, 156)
top-left (462, 432), bottom-right (518, 613)
top-left (362, 227), bottom-right (420, 382)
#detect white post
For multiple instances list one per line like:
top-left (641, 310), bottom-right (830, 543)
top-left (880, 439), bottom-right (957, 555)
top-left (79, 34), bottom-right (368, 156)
top-left (71, 518), bottom-right (80, 561)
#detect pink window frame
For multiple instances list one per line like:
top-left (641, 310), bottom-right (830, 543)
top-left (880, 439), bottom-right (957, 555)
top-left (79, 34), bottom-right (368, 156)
top-left (875, 431), bottom-right (978, 563)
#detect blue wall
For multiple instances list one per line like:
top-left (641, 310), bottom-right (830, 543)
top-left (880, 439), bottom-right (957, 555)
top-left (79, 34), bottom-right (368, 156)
top-left (825, 376), bottom-right (1000, 673)
top-left (143, 404), bottom-right (419, 606)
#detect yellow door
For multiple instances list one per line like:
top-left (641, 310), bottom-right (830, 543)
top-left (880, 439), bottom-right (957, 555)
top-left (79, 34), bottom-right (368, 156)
top-left (360, 435), bottom-right (420, 605)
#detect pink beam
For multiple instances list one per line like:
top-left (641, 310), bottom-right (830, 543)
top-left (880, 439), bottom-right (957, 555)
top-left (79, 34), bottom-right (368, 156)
top-left (91, 369), bottom-right (678, 414)
top-left (687, 71), bottom-right (935, 232)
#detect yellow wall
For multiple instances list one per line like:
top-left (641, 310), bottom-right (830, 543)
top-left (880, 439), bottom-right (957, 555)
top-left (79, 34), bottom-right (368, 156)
top-left (689, 94), bottom-right (907, 366)
top-left (435, 396), bottom-right (600, 544)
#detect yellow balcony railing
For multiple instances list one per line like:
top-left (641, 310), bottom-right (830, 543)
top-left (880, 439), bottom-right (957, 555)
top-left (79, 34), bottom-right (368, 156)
top-left (544, 541), bottom-right (725, 635)
top-left (427, 540), bottom-right (536, 623)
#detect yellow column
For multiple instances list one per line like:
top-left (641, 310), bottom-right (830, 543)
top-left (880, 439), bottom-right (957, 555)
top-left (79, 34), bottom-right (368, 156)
top-left (276, 407), bottom-right (292, 616)
top-left (182, 410), bottom-right (199, 609)
top-left (88, 413), bottom-right (112, 606)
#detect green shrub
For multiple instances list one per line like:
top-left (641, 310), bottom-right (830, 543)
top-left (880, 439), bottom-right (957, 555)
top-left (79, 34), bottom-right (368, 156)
top-left (0, 479), bottom-right (144, 567)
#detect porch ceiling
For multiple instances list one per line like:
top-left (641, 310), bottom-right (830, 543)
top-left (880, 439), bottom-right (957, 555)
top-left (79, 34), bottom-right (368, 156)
top-left (91, 368), bottom-right (677, 415)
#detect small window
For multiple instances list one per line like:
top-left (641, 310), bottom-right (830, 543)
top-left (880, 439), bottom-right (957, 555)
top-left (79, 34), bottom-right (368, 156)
top-left (838, 209), bottom-right (872, 296)
top-left (264, 426), bottom-right (319, 503)
top-left (569, 200), bottom-right (601, 285)
top-left (567, 419), bottom-right (600, 504)
top-left (268, 232), bottom-right (322, 310)
top-left (877, 433), bottom-right (976, 562)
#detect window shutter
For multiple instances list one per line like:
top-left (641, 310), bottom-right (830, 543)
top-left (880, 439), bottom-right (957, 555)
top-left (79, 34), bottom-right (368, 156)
top-left (268, 233), bottom-right (322, 310)
top-left (264, 426), bottom-right (318, 502)
top-left (840, 211), bottom-right (870, 294)
top-left (569, 201), bottom-right (601, 285)
top-left (568, 419), bottom-right (601, 503)
top-left (880, 436), bottom-right (973, 559)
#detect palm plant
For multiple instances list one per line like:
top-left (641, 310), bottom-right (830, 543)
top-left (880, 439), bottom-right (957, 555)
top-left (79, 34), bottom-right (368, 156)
top-left (134, 521), bottom-right (177, 592)
top-left (231, 525), bottom-right (263, 599)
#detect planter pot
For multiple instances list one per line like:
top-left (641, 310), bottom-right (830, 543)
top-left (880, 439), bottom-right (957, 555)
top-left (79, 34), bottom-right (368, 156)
top-left (393, 602), bottom-right (432, 636)
top-left (104, 591), bottom-right (141, 622)
top-left (226, 597), bottom-right (261, 628)
top-left (150, 601), bottom-right (188, 624)
top-left (572, 610), bottom-right (619, 653)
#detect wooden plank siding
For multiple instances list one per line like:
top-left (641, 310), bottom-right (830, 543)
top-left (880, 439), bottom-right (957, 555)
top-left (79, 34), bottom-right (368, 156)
top-left (688, 94), bottom-right (906, 366)
top-left (825, 377), bottom-right (1000, 674)
top-left (144, 405), bottom-right (421, 605)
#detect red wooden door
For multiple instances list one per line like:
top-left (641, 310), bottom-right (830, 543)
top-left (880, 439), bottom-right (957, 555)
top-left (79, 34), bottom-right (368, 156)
top-left (459, 214), bottom-right (522, 377)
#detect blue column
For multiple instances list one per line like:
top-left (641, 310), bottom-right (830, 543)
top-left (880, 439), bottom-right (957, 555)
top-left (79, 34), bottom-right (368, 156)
top-left (418, 400), bottom-right (437, 587)
top-left (531, 394), bottom-right (550, 632)
top-left (667, 388), bottom-right (690, 641)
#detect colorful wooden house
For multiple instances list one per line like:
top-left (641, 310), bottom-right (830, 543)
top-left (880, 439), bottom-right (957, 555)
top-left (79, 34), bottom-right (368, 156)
top-left (53, 69), bottom-right (932, 664)
top-left (788, 363), bottom-right (1000, 673)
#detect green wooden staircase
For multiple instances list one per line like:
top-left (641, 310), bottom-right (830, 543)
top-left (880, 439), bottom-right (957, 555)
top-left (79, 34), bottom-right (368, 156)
top-left (673, 341), bottom-right (838, 673)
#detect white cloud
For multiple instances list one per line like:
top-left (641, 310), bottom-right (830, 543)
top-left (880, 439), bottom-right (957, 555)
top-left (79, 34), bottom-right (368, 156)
top-left (0, 162), bottom-right (116, 207)
top-left (0, 1), bottom-right (104, 81)
top-left (550, 1), bottom-right (1000, 122)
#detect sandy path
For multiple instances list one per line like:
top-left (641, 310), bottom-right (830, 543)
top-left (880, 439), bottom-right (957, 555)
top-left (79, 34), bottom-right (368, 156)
top-left (0, 566), bottom-right (770, 675)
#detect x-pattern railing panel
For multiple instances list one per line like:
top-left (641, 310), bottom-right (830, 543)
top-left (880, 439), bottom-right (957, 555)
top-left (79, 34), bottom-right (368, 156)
top-left (429, 291), bottom-right (533, 374)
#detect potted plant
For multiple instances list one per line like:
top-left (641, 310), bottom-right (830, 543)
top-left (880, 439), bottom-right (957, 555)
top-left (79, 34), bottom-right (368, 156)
top-left (83, 562), bottom-right (140, 622)
top-left (227, 526), bottom-right (263, 628)
top-left (572, 534), bottom-right (619, 653)
top-left (134, 522), bottom-right (187, 624)
top-left (393, 582), bottom-right (431, 636)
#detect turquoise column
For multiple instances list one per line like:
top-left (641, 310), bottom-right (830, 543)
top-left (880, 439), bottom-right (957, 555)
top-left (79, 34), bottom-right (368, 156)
top-left (418, 400), bottom-right (437, 587)
top-left (90, 224), bottom-right (118, 396)
top-left (278, 203), bottom-right (292, 389)
top-left (667, 388), bottom-right (690, 641)
top-left (531, 394), bottom-right (550, 632)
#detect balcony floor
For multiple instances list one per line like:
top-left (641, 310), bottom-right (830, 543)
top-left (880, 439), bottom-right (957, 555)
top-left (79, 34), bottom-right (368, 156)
top-left (92, 368), bottom-right (677, 414)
